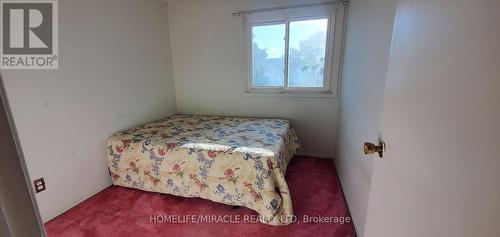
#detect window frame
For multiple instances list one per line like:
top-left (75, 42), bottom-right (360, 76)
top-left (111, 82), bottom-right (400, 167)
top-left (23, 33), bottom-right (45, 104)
top-left (243, 4), bottom-right (345, 96)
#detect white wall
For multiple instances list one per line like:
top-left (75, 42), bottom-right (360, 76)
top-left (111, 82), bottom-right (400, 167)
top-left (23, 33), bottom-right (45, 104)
top-left (167, 0), bottom-right (340, 158)
top-left (335, 0), bottom-right (396, 235)
top-left (1, 0), bottom-right (177, 222)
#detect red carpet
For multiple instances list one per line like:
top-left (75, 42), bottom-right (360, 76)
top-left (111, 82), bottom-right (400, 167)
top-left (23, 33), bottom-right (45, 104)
top-left (45, 157), bottom-right (357, 237)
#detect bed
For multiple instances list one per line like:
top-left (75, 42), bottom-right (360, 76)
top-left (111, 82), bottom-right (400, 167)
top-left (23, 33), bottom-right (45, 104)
top-left (107, 115), bottom-right (300, 225)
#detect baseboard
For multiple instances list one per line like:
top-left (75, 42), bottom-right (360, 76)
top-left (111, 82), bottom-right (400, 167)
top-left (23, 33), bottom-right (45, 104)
top-left (296, 151), bottom-right (333, 159)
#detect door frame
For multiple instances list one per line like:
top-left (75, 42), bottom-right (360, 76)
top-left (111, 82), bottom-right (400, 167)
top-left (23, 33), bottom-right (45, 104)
top-left (0, 74), bottom-right (46, 236)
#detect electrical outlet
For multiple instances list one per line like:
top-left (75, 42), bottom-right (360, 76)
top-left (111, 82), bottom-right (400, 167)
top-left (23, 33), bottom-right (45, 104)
top-left (34, 178), bottom-right (46, 193)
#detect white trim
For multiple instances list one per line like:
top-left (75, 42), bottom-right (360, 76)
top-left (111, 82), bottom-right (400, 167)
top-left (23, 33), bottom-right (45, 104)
top-left (243, 4), bottom-right (346, 96)
top-left (284, 22), bottom-right (290, 89)
top-left (329, 4), bottom-right (347, 98)
top-left (0, 76), bottom-right (47, 236)
top-left (242, 91), bottom-right (335, 98)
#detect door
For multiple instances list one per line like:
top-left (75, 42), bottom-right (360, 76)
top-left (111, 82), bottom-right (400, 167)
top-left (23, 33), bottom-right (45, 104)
top-left (334, 0), bottom-right (397, 233)
top-left (363, 1), bottom-right (500, 237)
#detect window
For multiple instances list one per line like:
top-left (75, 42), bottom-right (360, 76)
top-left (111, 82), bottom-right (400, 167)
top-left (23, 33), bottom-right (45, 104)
top-left (244, 4), bottom-right (345, 95)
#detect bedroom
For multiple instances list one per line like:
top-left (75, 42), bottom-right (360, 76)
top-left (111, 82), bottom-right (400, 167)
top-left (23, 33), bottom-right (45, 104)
top-left (0, 0), bottom-right (499, 237)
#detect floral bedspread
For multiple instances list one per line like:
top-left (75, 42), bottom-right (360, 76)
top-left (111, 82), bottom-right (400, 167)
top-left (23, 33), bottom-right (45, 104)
top-left (107, 115), bottom-right (300, 225)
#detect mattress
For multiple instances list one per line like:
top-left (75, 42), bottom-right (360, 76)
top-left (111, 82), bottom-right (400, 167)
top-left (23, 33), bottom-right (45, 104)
top-left (107, 115), bottom-right (300, 225)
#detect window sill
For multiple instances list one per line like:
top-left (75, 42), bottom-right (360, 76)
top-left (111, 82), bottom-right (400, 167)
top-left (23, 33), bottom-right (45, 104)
top-left (242, 90), bottom-right (336, 98)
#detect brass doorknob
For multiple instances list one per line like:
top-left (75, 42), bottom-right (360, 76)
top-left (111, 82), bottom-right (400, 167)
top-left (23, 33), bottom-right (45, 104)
top-left (364, 141), bottom-right (386, 158)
